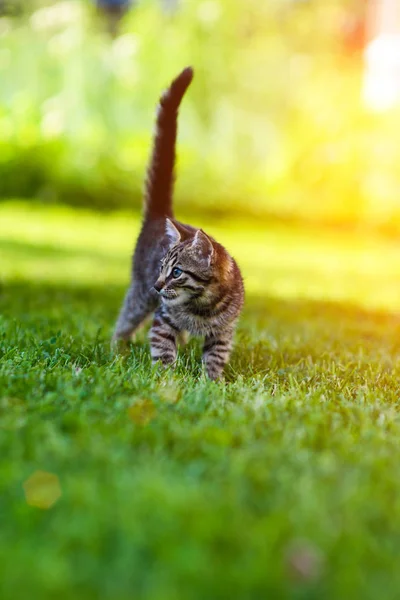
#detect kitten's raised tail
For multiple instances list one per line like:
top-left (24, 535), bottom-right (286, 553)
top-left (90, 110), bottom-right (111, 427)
top-left (144, 67), bottom-right (194, 221)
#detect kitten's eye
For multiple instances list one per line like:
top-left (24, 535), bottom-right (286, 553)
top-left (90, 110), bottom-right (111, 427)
top-left (172, 267), bottom-right (182, 278)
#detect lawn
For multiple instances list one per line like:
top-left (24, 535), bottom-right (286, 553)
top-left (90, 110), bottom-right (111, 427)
top-left (1, 201), bottom-right (400, 599)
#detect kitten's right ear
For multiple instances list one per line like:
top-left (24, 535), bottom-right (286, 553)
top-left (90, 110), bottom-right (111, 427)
top-left (165, 218), bottom-right (181, 247)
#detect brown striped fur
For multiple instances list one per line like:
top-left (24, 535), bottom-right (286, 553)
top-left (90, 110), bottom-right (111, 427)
top-left (113, 67), bottom-right (244, 380)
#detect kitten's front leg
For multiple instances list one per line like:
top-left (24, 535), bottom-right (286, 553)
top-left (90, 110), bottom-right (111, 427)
top-left (149, 311), bottom-right (178, 367)
top-left (202, 328), bottom-right (234, 380)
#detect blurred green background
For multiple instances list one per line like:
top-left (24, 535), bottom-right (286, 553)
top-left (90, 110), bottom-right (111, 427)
top-left (2, 0), bottom-right (399, 230)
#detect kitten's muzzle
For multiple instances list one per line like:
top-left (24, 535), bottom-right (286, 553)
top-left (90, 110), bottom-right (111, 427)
top-left (153, 279), bottom-right (165, 293)
top-left (152, 287), bottom-right (166, 297)
top-left (153, 278), bottom-right (178, 299)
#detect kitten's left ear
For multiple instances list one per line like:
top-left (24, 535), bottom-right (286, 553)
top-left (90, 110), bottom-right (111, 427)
top-left (191, 229), bottom-right (214, 266)
top-left (165, 218), bottom-right (181, 247)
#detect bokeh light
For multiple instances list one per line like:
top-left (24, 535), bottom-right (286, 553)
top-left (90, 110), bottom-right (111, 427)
top-left (23, 470), bottom-right (62, 510)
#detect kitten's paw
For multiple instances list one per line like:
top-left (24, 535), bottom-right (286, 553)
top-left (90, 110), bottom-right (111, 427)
top-left (205, 366), bottom-right (225, 382)
top-left (111, 335), bottom-right (131, 355)
top-left (177, 331), bottom-right (190, 346)
top-left (152, 358), bottom-right (176, 369)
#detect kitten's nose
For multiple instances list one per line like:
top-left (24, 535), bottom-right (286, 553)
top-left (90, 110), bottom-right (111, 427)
top-left (153, 280), bottom-right (164, 293)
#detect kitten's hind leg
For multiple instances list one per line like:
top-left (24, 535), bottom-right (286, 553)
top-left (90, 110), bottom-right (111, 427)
top-left (149, 310), bottom-right (178, 367)
top-left (112, 283), bottom-right (154, 346)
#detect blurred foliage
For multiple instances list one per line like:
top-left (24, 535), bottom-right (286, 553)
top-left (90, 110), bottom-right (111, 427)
top-left (1, 0), bottom-right (400, 228)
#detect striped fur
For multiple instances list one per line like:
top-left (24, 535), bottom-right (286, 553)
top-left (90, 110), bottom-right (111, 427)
top-left (113, 67), bottom-right (244, 380)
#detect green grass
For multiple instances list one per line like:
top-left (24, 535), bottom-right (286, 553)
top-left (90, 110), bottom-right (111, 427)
top-left (2, 202), bottom-right (400, 599)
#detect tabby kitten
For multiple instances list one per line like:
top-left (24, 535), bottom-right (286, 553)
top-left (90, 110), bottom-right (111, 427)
top-left (113, 67), bottom-right (244, 380)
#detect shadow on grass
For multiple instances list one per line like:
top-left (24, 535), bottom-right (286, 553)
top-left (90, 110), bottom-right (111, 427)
top-left (2, 279), bottom-right (400, 381)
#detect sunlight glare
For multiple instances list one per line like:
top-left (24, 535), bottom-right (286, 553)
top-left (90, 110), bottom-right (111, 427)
top-left (363, 34), bottom-right (400, 111)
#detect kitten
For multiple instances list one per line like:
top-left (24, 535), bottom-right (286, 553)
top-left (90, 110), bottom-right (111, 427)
top-left (113, 67), bottom-right (244, 380)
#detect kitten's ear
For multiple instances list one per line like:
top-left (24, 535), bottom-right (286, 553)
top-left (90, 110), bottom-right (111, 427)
top-left (191, 229), bottom-right (214, 266)
top-left (165, 218), bottom-right (181, 247)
